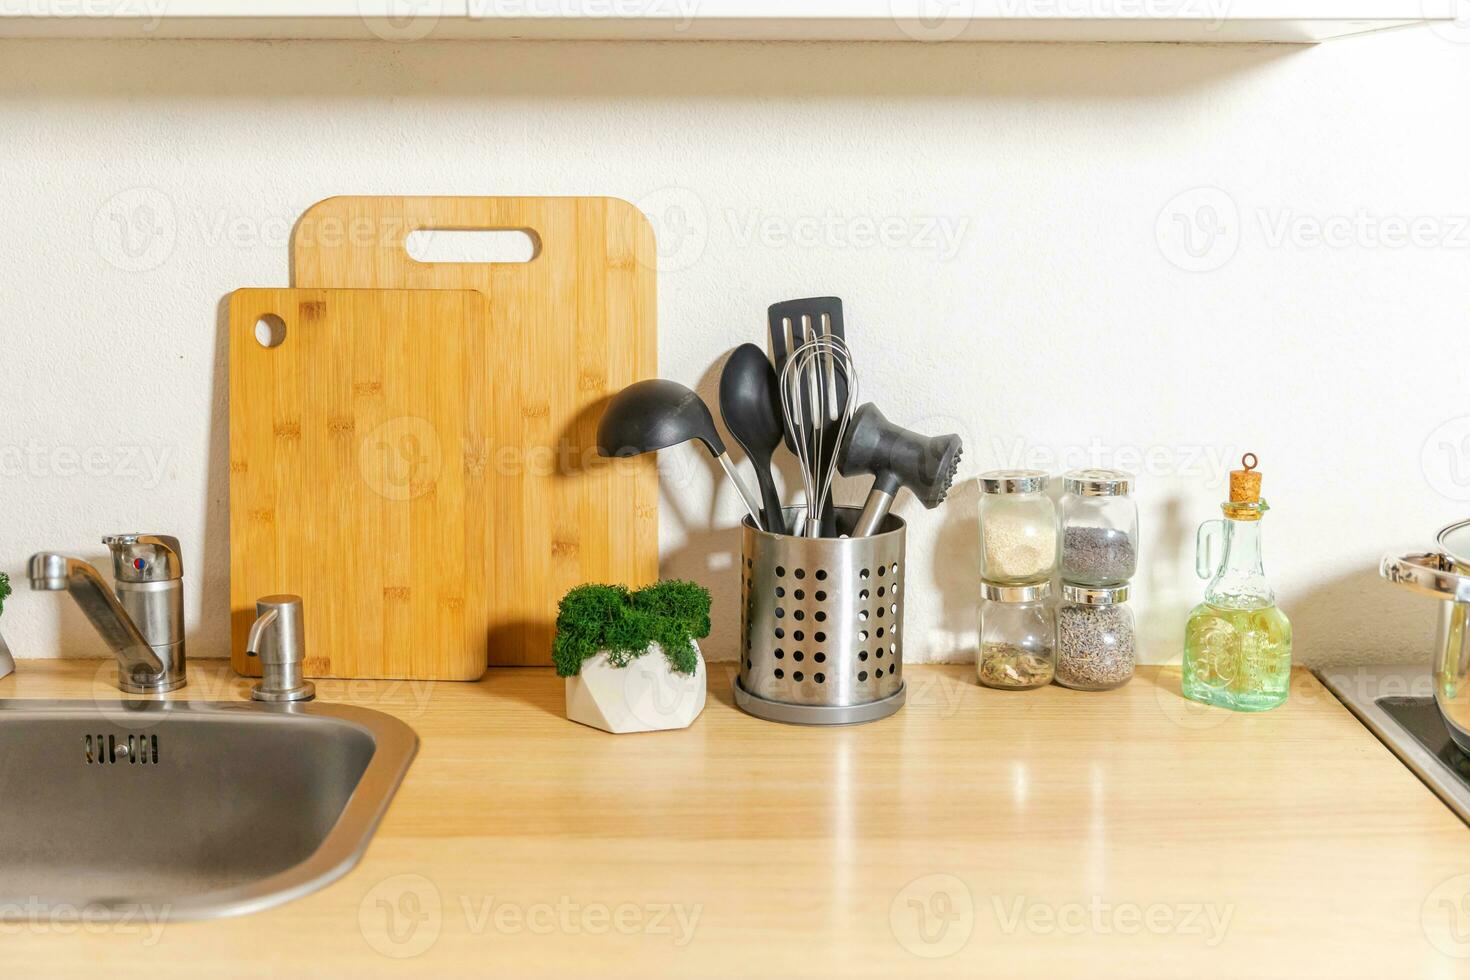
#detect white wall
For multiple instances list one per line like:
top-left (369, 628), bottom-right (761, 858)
top-left (1, 31), bottom-right (1467, 669)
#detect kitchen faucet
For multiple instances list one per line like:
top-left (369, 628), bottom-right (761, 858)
top-left (28, 534), bottom-right (187, 694)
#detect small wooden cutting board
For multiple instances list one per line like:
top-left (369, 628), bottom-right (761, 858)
top-left (229, 287), bottom-right (491, 680)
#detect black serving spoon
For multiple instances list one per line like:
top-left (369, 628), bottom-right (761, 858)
top-left (719, 344), bottom-right (787, 534)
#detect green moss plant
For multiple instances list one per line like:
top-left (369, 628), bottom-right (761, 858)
top-left (553, 580), bottom-right (711, 678)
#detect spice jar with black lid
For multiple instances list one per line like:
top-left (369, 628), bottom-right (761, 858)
top-left (1059, 468), bottom-right (1138, 586)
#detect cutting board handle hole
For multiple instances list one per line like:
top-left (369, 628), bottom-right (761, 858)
top-left (254, 314), bottom-right (287, 349)
top-left (405, 229), bottom-right (539, 265)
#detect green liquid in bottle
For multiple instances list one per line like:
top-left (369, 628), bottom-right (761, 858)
top-left (1182, 601), bottom-right (1292, 712)
top-left (1181, 459), bottom-right (1291, 712)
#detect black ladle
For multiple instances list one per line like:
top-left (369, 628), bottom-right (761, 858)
top-left (597, 379), bottom-right (766, 530)
top-left (719, 344), bottom-right (787, 534)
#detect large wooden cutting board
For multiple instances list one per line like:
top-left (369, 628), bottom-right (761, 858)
top-left (292, 197), bottom-right (659, 666)
top-left (229, 287), bottom-right (491, 680)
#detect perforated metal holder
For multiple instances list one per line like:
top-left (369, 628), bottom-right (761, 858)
top-left (734, 507), bottom-right (906, 726)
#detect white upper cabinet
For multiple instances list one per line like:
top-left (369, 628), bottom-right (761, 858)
top-left (0, 0), bottom-right (1448, 44)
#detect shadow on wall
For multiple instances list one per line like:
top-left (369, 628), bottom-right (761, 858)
top-left (1292, 564), bottom-right (1433, 668)
top-left (200, 295), bottom-right (233, 661)
top-left (1139, 493), bottom-right (1192, 664)
top-left (659, 353), bottom-right (744, 662)
top-left (28, 549), bottom-right (116, 661)
top-left (931, 476), bottom-right (981, 660)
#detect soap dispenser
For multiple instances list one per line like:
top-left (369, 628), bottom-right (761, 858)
top-left (1182, 453), bottom-right (1293, 711)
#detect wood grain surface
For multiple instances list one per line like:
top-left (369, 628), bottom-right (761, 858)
top-left (3, 661), bottom-right (1465, 978)
top-left (292, 196), bottom-right (660, 666)
top-left (229, 287), bottom-right (490, 680)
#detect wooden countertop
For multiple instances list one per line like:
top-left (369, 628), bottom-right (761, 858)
top-left (2, 660), bottom-right (1465, 977)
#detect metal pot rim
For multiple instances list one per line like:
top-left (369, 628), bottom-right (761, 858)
top-left (1381, 551), bottom-right (1470, 604)
top-left (1437, 518), bottom-right (1470, 567)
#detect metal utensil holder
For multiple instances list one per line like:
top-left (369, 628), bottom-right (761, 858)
top-left (734, 507), bottom-right (906, 725)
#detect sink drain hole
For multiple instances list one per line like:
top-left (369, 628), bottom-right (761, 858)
top-left (84, 733), bottom-right (159, 766)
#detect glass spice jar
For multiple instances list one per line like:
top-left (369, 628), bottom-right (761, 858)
top-left (977, 581), bottom-right (1055, 690)
top-left (1060, 468), bottom-right (1138, 586)
top-left (1055, 583), bottom-right (1135, 691)
top-left (978, 470), bottom-right (1057, 585)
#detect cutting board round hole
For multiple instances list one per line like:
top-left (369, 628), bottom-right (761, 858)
top-left (254, 314), bottom-right (287, 349)
top-left (405, 229), bottom-right (539, 264)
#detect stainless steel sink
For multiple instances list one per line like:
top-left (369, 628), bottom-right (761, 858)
top-left (0, 698), bottom-right (417, 921)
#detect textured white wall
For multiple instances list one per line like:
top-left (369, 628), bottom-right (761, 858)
top-left (1, 32), bottom-right (1467, 669)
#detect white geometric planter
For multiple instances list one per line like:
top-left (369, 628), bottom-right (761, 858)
top-left (564, 641), bottom-right (706, 734)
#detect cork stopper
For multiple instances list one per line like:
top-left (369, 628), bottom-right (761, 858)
top-left (1224, 453), bottom-right (1266, 521)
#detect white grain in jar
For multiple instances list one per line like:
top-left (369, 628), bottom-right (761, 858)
top-left (978, 470), bottom-right (1057, 585)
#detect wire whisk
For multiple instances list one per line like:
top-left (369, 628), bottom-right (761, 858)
top-left (779, 336), bottom-right (858, 538)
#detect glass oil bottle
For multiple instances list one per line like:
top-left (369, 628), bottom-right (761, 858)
top-left (1182, 453), bottom-right (1292, 711)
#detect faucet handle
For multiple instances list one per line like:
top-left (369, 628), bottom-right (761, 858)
top-left (103, 534), bottom-right (183, 583)
top-left (247, 595), bottom-right (314, 703)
